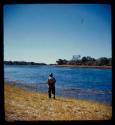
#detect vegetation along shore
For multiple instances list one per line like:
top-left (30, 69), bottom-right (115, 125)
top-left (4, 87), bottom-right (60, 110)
top-left (56, 56), bottom-right (112, 69)
top-left (5, 82), bottom-right (112, 121)
top-left (56, 64), bottom-right (112, 69)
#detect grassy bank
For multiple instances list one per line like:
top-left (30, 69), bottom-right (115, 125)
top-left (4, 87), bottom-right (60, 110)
top-left (5, 83), bottom-right (112, 121)
top-left (56, 65), bottom-right (112, 69)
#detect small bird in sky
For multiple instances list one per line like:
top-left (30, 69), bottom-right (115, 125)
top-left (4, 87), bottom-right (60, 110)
top-left (81, 18), bottom-right (84, 24)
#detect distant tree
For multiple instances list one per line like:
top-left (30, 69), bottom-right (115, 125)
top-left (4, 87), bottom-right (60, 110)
top-left (86, 56), bottom-right (91, 61)
top-left (97, 57), bottom-right (109, 66)
top-left (108, 58), bottom-right (112, 66)
top-left (72, 55), bottom-right (81, 61)
top-left (30, 62), bottom-right (35, 65)
top-left (81, 56), bottom-right (87, 63)
top-left (85, 56), bottom-right (96, 65)
top-left (56, 59), bottom-right (68, 65)
top-left (9, 61), bottom-right (13, 65)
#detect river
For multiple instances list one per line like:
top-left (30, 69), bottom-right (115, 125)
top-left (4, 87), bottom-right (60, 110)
top-left (4, 65), bottom-right (112, 105)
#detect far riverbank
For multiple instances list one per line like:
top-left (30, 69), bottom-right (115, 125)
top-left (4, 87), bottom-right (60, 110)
top-left (55, 65), bottom-right (112, 69)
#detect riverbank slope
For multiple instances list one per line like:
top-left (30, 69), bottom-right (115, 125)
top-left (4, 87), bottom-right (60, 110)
top-left (5, 83), bottom-right (112, 121)
top-left (55, 65), bottom-right (112, 69)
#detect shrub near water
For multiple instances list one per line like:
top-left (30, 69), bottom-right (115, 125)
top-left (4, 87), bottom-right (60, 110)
top-left (5, 83), bottom-right (112, 121)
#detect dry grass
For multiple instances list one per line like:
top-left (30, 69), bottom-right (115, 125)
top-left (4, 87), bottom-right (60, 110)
top-left (5, 84), bottom-right (112, 121)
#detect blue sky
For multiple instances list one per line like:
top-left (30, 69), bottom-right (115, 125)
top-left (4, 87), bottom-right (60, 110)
top-left (4, 4), bottom-right (111, 64)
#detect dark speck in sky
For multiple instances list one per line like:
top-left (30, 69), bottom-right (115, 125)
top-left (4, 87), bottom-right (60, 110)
top-left (81, 18), bottom-right (84, 24)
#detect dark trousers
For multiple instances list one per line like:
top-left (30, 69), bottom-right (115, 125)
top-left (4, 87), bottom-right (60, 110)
top-left (48, 86), bottom-right (55, 98)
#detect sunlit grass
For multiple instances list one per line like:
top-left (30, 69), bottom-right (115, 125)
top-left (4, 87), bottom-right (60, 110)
top-left (5, 83), bottom-right (112, 121)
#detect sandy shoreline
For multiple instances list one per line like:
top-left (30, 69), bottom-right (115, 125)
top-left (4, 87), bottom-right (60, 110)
top-left (5, 83), bottom-right (112, 121)
top-left (55, 65), bottom-right (112, 69)
top-left (5, 80), bottom-right (112, 105)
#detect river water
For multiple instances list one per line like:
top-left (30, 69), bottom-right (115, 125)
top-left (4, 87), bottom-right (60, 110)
top-left (4, 65), bottom-right (112, 105)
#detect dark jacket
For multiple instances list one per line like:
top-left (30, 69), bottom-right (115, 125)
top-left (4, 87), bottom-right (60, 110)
top-left (48, 76), bottom-right (56, 88)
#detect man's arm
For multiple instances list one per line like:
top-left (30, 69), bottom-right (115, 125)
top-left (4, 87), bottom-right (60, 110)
top-left (54, 78), bottom-right (56, 83)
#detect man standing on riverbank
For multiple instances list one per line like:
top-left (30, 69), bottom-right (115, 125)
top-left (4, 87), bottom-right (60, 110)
top-left (48, 73), bottom-right (56, 99)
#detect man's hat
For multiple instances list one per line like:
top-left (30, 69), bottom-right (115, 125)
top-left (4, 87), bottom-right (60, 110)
top-left (49, 73), bottom-right (53, 76)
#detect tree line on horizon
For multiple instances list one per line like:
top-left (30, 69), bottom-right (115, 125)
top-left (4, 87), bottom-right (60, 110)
top-left (4, 61), bottom-right (47, 65)
top-left (56, 56), bottom-right (112, 66)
